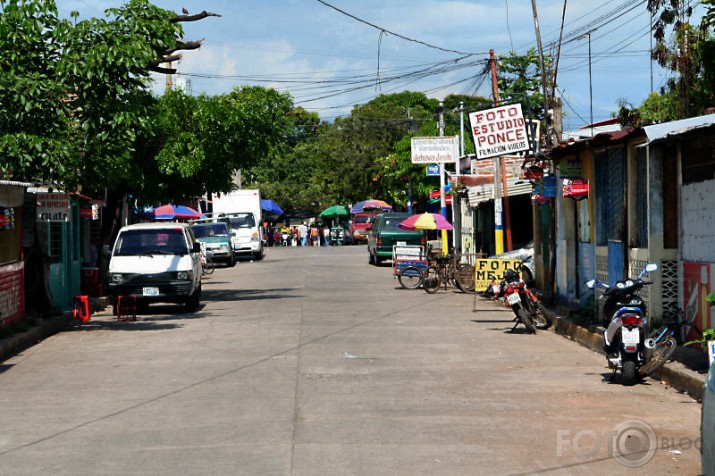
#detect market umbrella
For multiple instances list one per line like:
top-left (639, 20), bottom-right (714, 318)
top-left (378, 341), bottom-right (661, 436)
top-left (319, 205), bottom-right (350, 220)
top-left (350, 199), bottom-right (392, 214)
top-left (398, 212), bottom-right (453, 231)
top-left (153, 204), bottom-right (204, 220)
top-left (399, 212), bottom-right (452, 256)
top-left (260, 199), bottom-right (284, 216)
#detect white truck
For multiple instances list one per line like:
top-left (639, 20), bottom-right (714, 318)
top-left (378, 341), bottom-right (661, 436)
top-left (211, 189), bottom-right (264, 260)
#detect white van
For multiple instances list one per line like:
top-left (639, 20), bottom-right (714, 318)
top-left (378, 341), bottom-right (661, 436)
top-left (108, 222), bottom-right (202, 311)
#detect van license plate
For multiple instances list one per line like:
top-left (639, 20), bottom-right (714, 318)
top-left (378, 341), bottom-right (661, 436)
top-left (143, 287), bottom-right (159, 296)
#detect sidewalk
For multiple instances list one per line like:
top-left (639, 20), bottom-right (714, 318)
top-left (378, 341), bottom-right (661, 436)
top-left (0, 297), bottom-right (110, 363)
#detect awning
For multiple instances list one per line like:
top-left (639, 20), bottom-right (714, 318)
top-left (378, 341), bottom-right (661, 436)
top-left (466, 178), bottom-right (533, 207)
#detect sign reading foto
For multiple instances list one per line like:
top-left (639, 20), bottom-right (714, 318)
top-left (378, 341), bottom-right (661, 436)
top-left (469, 103), bottom-right (530, 159)
top-left (411, 136), bottom-right (459, 164)
top-left (36, 192), bottom-right (70, 222)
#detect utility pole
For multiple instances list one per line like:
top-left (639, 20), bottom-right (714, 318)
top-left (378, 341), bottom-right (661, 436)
top-left (490, 49), bottom-right (511, 254)
top-left (438, 102), bottom-right (446, 218)
top-left (165, 61), bottom-right (173, 93)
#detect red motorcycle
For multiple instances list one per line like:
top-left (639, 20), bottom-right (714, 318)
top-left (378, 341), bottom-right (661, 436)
top-left (502, 268), bottom-right (554, 333)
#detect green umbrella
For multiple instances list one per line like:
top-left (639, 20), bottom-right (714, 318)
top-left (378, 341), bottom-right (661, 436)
top-left (319, 205), bottom-right (350, 220)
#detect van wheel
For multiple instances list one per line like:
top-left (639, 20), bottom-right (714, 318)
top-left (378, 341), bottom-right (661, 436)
top-left (227, 253), bottom-right (236, 267)
top-left (253, 249), bottom-right (264, 261)
top-left (368, 251), bottom-right (375, 265)
top-left (185, 285), bottom-right (201, 312)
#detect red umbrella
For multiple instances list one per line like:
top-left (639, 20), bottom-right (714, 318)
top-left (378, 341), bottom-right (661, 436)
top-left (153, 204), bottom-right (204, 220)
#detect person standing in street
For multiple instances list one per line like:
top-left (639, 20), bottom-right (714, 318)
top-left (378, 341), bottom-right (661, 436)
top-left (311, 225), bottom-right (319, 246)
top-left (299, 222), bottom-right (308, 247)
top-left (323, 225), bottom-right (330, 247)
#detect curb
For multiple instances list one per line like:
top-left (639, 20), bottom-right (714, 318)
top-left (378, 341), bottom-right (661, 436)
top-left (551, 312), bottom-right (707, 401)
top-left (0, 313), bottom-right (70, 363)
top-left (0, 297), bottom-right (111, 364)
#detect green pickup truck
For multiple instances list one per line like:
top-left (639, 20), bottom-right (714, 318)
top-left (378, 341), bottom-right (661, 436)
top-left (367, 212), bottom-right (425, 265)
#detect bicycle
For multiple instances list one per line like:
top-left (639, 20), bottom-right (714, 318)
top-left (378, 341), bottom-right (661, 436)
top-left (201, 250), bottom-right (215, 275)
top-left (422, 252), bottom-right (475, 294)
top-left (639, 306), bottom-right (702, 377)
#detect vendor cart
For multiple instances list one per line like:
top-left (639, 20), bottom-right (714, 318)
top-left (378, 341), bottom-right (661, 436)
top-left (393, 245), bottom-right (428, 289)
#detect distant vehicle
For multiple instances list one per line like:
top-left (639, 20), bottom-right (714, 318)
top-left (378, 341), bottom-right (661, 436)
top-left (190, 222), bottom-right (236, 267)
top-left (490, 241), bottom-right (535, 284)
top-left (108, 222), bottom-right (202, 312)
top-left (350, 211), bottom-right (378, 243)
top-left (211, 189), bottom-right (264, 260)
top-left (367, 212), bottom-right (425, 265)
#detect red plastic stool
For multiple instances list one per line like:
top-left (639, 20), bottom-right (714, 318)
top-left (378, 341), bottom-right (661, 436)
top-left (116, 296), bottom-right (137, 322)
top-left (73, 295), bottom-right (91, 322)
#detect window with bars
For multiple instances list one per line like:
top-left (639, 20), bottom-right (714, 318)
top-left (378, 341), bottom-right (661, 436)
top-left (49, 222), bottom-right (63, 264)
top-left (595, 148), bottom-right (626, 246)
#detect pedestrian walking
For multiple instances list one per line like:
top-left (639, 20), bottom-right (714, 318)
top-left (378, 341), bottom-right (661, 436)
top-left (323, 225), bottom-right (330, 247)
top-left (311, 225), bottom-right (319, 246)
top-left (298, 223), bottom-right (307, 246)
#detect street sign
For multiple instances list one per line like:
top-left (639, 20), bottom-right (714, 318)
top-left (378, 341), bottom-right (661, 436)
top-left (469, 103), bottom-right (530, 159)
top-left (411, 136), bottom-right (459, 164)
top-left (426, 164), bottom-right (440, 177)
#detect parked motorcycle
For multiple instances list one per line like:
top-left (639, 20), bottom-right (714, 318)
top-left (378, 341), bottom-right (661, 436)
top-left (502, 269), bottom-right (538, 334)
top-left (281, 232), bottom-right (290, 246)
top-left (585, 263), bottom-right (658, 385)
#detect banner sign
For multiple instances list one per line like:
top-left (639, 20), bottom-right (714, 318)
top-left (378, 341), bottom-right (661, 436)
top-left (411, 136), bottom-right (459, 164)
top-left (36, 192), bottom-right (70, 222)
top-left (469, 103), bottom-right (530, 159)
top-left (474, 258), bottom-right (523, 290)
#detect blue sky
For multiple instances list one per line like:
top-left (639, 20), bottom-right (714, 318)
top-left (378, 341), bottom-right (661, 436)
top-left (58, 0), bottom-right (703, 130)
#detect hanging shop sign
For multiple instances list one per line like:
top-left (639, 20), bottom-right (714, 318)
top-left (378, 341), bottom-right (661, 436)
top-left (80, 204), bottom-right (99, 220)
top-left (0, 208), bottom-right (15, 230)
top-left (36, 192), bottom-right (70, 222)
top-left (410, 136), bottom-right (460, 164)
top-left (563, 178), bottom-right (590, 201)
top-left (426, 164), bottom-right (441, 177)
top-left (429, 189), bottom-right (452, 205)
top-left (469, 103), bottom-right (530, 159)
top-left (559, 159), bottom-right (583, 179)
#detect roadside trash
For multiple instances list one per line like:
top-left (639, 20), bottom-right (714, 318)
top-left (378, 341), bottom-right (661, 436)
top-left (344, 352), bottom-right (357, 359)
top-left (669, 450), bottom-right (682, 456)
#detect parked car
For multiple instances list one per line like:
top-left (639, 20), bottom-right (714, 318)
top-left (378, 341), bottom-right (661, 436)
top-left (702, 358), bottom-right (715, 475)
top-left (489, 241), bottom-right (535, 284)
top-left (191, 222), bottom-right (236, 267)
top-left (367, 212), bottom-right (425, 265)
top-left (350, 211), bottom-right (378, 243)
top-left (108, 222), bottom-right (202, 312)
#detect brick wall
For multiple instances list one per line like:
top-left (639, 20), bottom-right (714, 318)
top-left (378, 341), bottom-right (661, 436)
top-left (0, 261), bottom-right (24, 328)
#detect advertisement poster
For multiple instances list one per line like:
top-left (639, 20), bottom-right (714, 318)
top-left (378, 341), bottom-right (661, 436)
top-left (683, 262), bottom-right (714, 348)
top-left (474, 259), bottom-right (523, 290)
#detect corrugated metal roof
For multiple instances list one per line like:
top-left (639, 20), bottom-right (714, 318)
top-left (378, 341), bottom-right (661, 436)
top-left (466, 178), bottom-right (533, 207)
top-left (0, 180), bottom-right (32, 187)
top-left (643, 113), bottom-right (715, 144)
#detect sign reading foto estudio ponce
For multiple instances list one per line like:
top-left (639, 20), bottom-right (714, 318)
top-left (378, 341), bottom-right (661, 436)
top-left (469, 103), bottom-right (530, 159)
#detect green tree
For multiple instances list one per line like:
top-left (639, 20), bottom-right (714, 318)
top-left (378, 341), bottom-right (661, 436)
top-left (497, 49), bottom-right (546, 120)
top-left (647, 0), bottom-right (715, 118)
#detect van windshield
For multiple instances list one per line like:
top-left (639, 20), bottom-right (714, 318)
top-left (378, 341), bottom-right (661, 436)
top-left (222, 213), bottom-right (255, 229)
top-left (354, 215), bottom-right (373, 225)
top-left (191, 224), bottom-right (229, 238)
top-left (114, 229), bottom-right (188, 256)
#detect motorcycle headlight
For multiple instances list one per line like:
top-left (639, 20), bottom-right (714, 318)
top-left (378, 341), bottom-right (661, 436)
top-left (110, 273), bottom-right (125, 284)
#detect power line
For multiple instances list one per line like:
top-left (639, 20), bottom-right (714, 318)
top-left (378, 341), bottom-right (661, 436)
top-left (315, 0), bottom-right (488, 57)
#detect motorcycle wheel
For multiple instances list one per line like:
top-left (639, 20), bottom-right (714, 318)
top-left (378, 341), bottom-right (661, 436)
top-left (532, 302), bottom-right (554, 330)
top-left (621, 357), bottom-right (638, 386)
top-left (516, 306), bottom-right (537, 334)
top-left (422, 266), bottom-right (441, 294)
top-left (639, 335), bottom-right (677, 378)
top-left (398, 266), bottom-right (423, 289)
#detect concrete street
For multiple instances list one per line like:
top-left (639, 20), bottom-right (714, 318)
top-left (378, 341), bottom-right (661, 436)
top-left (0, 246), bottom-right (703, 475)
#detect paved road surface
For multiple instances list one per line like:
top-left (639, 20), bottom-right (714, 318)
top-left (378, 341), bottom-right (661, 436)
top-left (0, 246), bottom-right (703, 475)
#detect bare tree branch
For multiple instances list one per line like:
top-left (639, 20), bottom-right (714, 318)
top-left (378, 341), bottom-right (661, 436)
top-left (170, 11), bottom-right (221, 23)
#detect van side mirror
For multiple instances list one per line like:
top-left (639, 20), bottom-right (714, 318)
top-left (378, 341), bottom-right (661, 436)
top-left (192, 242), bottom-right (201, 253)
